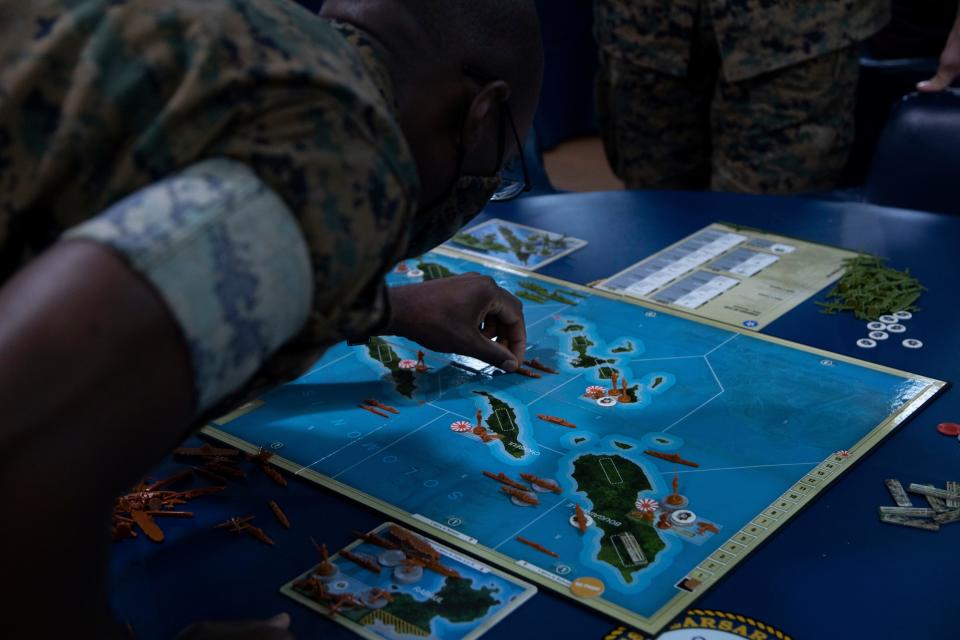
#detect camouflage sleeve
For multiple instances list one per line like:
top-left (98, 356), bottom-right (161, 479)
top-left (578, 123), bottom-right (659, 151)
top-left (209, 89), bottom-right (415, 365)
top-left (63, 158), bottom-right (313, 413)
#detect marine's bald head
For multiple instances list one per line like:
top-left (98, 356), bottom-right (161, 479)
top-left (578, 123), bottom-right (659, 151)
top-left (321, 0), bottom-right (544, 206)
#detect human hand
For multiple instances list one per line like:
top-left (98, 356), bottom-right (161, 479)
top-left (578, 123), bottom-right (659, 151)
top-left (386, 273), bottom-right (526, 371)
top-left (176, 612), bottom-right (294, 640)
top-left (917, 9), bottom-right (960, 92)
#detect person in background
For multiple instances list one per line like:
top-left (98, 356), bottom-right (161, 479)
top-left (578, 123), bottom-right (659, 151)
top-left (0, 0), bottom-right (543, 637)
top-left (594, 0), bottom-right (960, 195)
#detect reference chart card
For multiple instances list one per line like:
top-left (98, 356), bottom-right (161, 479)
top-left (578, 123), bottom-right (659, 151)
top-left (596, 223), bottom-right (859, 330)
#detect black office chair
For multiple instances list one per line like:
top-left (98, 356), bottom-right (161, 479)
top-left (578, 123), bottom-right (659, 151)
top-left (844, 57), bottom-right (941, 185)
top-left (863, 89), bottom-right (960, 215)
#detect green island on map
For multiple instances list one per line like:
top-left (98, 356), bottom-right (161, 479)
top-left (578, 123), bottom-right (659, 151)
top-left (475, 391), bottom-right (524, 459)
top-left (516, 281), bottom-right (580, 306)
top-left (572, 454), bottom-right (665, 582)
top-left (562, 323), bottom-right (585, 333)
top-left (366, 337), bottom-right (416, 398)
top-left (451, 232), bottom-right (509, 254)
top-left (571, 335), bottom-right (616, 369)
top-left (611, 341), bottom-right (634, 353)
top-left (344, 578), bottom-right (500, 635)
top-left (417, 262), bottom-right (456, 281)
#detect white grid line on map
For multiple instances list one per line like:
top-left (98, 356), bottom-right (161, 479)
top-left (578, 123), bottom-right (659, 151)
top-left (428, 403), bottom-right (471, 421)
top-left (537, 444), bottom-right (565, 456)
top-left (492, 497), bottom-right (569, 550)
top-left (705, 333), bottom-right (739, 356)
top-left (527, 372), bottom-right (585, 407)
top-left (703, 356), bottom-right (724, 393)
top-left (667, 461), bottom-right (821, 475)
top-left (660, 349), bottom-right (728, 433)
top-left (628, 355), bottom-right (703, 363)
top-left (292, 419), bottom-right (396, 475)
top-left (525, 304), bottom-right (569, 331)
top-left (661, 389), bottom-right (724, 433)
top-left (305, 352), bottom-right (353, 376)
top-left (330, 413), bottom-right (448, 479)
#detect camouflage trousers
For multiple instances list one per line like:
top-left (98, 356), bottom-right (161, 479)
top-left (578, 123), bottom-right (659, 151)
top-left (596, 20), bottom-right (860, 195)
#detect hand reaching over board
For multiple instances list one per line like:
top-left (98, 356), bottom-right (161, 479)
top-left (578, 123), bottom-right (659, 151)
top-left (385, 273), bottom-right (527, 371)
top-left (917, 3), bottom-right (960, 92)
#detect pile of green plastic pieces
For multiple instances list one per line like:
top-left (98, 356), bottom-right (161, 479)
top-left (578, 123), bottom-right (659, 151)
top-left (817, 255), bottom-right (926, 321)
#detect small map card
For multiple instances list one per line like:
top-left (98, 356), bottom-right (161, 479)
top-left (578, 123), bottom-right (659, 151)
top-left (596, 223), bottom-right (859, 330)
top-left (445, 218), bottom-right (587, 270)
top-left (281, 522), bottom-right (536, 640)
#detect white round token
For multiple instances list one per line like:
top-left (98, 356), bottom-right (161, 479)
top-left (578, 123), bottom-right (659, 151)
top-left (879, 314), bottom-right (898, 324)
top-left (902, 338), bottom-right (924, 349)
top-left (406, 268), bottom-right (424, 278)
top-left (867, 321), bottom-right (886, 331)
top-left (669, 509), bottom-right (697, 527)
top-left (596, 396), bottom-right (618, 407)
top-left (894, 310), bottom-right (913, 320)
top-left (886, 323), bottom-right (906, 334)
top-left (868, 331), bottom-right (889, 341)
top-left (857, 338), bottom-right (877, 349)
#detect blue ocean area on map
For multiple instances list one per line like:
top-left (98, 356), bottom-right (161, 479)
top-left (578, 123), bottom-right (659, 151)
top-left (221, 251), bottom-right (930, 621)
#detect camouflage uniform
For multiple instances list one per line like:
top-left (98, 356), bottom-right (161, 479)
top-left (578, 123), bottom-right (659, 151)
top-left (0, 1), bottom-right (420, 410)
top-left (594, 0), bottom-right (891, 194)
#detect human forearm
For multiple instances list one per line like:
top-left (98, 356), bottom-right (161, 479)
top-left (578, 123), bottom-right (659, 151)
top-left (0, 241), bottom-right (195, 637)
top-left (918, 1), bottom-right (960, 91)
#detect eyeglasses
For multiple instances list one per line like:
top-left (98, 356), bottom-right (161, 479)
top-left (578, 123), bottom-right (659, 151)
top-left (462, 64), bottom-right (531, 201)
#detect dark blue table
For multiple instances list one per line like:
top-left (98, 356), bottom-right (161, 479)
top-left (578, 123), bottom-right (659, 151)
top-left (112, 191), bottom-right (960, 639)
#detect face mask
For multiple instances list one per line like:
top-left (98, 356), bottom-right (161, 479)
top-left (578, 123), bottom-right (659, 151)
top-left (404, 173), bottom-right (502, 259)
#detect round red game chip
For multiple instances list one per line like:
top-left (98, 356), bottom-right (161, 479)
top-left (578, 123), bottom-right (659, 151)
top-left (936, 422), bottom-right (960, 436)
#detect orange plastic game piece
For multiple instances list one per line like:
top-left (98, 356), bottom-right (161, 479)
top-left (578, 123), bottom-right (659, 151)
top-left (574, 504), bottom-right (588, 533)
top-left (388, 525), bottom-right (440, 563)
top-left (501, 485), bottom-right (539, 505)
top-left (341, 549), bottom-right (381, 574)
top-left (514, 366), bottom-right (542, 379)
top-left (656, 512), bottom-right (672, 529)
top-left (358, 404), bottom-right (390, 419)
top-left (697, 522), bottom-right (720, 535)
top-left (643, 450), bottom-right (700, 468)
top-left (351, 529), bottom-right (399, 550)
top-left (520, 473), bottom-right (562, 493)
top-left (269, 500), bottom-right (291, 529)
top-left (536, 414), bottom-right (576, 428)
top-left (312, 538), bottom-right (337, 576)
top-left (415, 350), bottom-right (428, 372)
top-left (666, 472), bottom-right (685, 507)
top-left (516, 536), bottom-right (559, 558)
top-left (484, 470), bottom-right (530, 492)
top-left (524, 358), bottom-right (558, 374)
top-left (364, 398), bottom-right (399, 414)
top-left (130, 510), bottom-right (164, 543)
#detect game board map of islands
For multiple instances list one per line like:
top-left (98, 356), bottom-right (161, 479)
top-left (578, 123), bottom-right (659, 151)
top-left (445, 218), bottom-right (587, 270)
top-left (281, 522), bottom-right (536, 640)
top-left (205, 248), bottom-right (945, 635)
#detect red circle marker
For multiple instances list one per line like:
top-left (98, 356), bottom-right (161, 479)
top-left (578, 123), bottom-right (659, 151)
top-left (450, 421), bottom-right (473, 433)
top-left (936, 422), bottom-right (960, 436)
